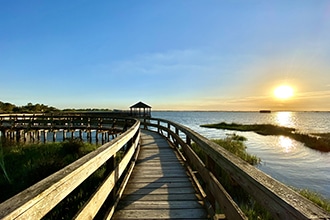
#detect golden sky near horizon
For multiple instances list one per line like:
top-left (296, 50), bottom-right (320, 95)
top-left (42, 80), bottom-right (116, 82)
top-left (151, 52), bottom-right (330, 111)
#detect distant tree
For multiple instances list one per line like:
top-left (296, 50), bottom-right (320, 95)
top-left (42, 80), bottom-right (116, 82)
top-left (12, 107), bottom-right (20, 113)
top-left (0, 102), bottom-right (15, 113)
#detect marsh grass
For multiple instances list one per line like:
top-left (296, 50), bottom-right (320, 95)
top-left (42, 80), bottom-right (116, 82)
top-left (0, 139), bottom-right (99, 203)
top-left (211, 134), bottom-right (260, 165)
top-left (201, 122), bottom-right (330, 152)
top-left (0, 138), bottom-right (11, 183)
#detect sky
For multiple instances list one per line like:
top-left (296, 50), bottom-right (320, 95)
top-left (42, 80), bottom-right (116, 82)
top-left (1, 1), bottom-right (330, 111)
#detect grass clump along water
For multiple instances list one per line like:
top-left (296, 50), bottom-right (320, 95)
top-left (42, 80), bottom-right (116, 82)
top-left (212, 133), bottom-right (260, 165)
top-left (0, 138), bottom-right (99, 203)
top-left (201, 122), bottom-right (330, 152)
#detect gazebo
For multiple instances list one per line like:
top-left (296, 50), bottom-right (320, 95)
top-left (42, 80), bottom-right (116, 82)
top-left (130, 101), bottom-right (152, 118)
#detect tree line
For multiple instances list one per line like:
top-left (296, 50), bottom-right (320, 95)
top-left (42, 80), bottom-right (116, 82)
top-left (0, 101), bottom-right (113, 113)
top-left (0, 101), bottom-right (59, 113)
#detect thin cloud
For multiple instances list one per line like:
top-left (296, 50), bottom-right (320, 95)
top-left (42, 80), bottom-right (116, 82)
top-left (295, 90), bottom-right (330, 100)
top-left (107, 49), bottom-right (207, 76)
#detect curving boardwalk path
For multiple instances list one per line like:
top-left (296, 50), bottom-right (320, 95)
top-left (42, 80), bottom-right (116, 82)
top-left (112, 130), bottom-right (208, 219)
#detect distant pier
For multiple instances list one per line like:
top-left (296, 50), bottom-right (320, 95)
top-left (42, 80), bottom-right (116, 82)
top-left (259, 110), bottom-right (271, 113)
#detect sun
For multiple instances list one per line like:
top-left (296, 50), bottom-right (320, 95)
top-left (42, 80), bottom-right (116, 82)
top-left (274, 85), bottom-right (294, 99)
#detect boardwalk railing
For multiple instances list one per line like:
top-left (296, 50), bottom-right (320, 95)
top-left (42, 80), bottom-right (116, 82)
top-left (0, 114), bottom-right (129, 143)
top-left (0, 114), bottom-right (141, 219)
top-left (143, 118), bottom-right (330, 220)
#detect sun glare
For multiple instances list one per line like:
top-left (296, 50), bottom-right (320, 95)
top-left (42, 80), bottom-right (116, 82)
top-left (274, 85), bottom-right (294, 99)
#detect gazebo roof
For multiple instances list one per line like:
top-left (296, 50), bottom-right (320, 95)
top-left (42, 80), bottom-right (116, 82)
top-left (130, 101), bottom-right (152, 109)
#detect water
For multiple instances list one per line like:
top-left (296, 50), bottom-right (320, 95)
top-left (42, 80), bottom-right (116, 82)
top-left (152, 111), bottom-right (330, 200)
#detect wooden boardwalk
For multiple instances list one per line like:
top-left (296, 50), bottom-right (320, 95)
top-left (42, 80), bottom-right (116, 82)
top-left (112, 130), bottom-right (208, 219)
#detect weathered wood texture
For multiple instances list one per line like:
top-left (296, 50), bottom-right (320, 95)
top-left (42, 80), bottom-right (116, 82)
top-left (112, 130), bottom-right (208, 220)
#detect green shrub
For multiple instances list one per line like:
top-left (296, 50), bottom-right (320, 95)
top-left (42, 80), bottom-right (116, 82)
top-left (62, 138), bottom-right (85, 156)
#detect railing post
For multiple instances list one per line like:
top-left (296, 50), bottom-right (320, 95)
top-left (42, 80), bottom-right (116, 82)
top-left (175, 127), bottom-right (179, 148)
top-left (144, 118), bottom-right (147, 130)
top-left (0, 129), bottom-right (5, 140)
top-left (37, 130), bottom-right (41, 141)
top-left (16, 130), bottom-right (21, 142)
top-left (186, 136), bottom-right (191, 147)
top-left (102, 132), bottom-right (105, 144)
top-left (43, 130), bottom-right (47, 143)
top-left (63, 130), bottom-right (66, 141)
top-left (206, 155), bottom-right (217, 211)
top-left (157, 120), bottom-right (160, 133)
top-left (52, 131), bottom-right (56, 142)
top-left (95, 130), bottom-right (99, 144)
top-left (107, 153), bottom-right (116, 199)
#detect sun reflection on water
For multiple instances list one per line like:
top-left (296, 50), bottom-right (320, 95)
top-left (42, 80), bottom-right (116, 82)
top-left (278, 136), bottom-right (296, 153)
top-left (275, 111), bottom-right (295, 127)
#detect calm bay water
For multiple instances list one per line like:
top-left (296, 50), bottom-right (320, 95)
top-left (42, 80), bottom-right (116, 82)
top-left (152, 111), bottom-right (330, 200)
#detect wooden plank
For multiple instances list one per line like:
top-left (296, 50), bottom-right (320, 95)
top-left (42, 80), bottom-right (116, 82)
top-left (138, 153), bottom-right (177, 157)
top-left (123, 187), bottom-right (196, 195)
top-left (114, 209), bottom-right (207, 219)
top-left (125, 181), bottom-right (194, 189)
top-left (134, 163), bottom-right (184, 168)
top-left (129, 174), bottom-right (189, 179)
top-left (135, 162), bottom-right (185, 167)
top-left (131, 168), bottom-right (187, 175)
top-left (128, 176), bottom-right (192, 183)
top-left (119, 193), bottom-right (203, 202)
top-left (117, 200), bottom-right (205, 210)
top-left (113, 209), bottom-right (208, 219)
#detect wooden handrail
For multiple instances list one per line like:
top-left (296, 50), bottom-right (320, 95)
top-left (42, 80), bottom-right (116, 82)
top-left (143, 118), bottom-right (330, 220)
top-left (0, 115), bottom-right (140, 219)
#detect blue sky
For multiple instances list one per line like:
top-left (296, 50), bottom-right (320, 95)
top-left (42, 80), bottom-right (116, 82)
top-left (1, 1), bottom-right (330, 110)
